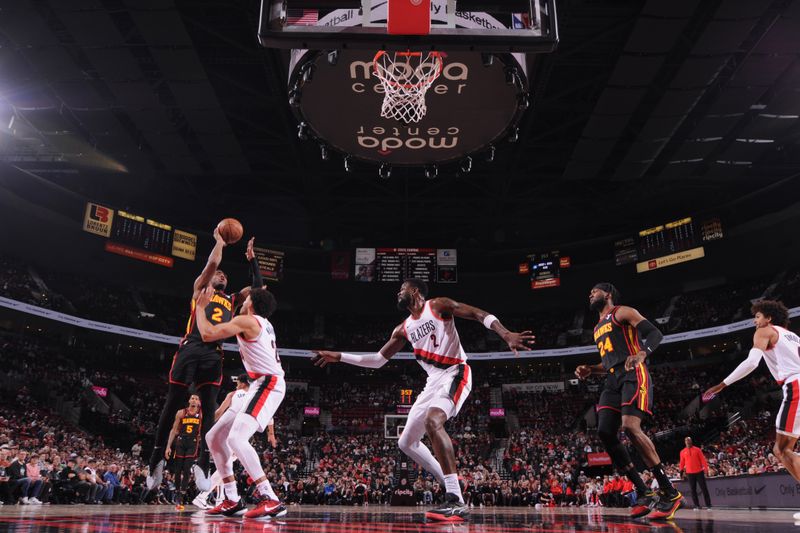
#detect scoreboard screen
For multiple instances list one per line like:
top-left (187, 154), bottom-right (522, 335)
top-left (83, 201), bottom-right (197, 267)
top-left (254, 247), bottom-right (285, 282)
top-left (527, 251), bottom-right (561, 289)
top-left (637, 217), bottom-right (699, 262)
top-left (354, 248), bottom-right (457, 283)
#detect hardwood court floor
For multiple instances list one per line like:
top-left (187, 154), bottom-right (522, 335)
top-left (1, 504), bottom-right (799, 532)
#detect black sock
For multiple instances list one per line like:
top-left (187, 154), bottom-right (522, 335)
top-left (625, 466), bottom-right (650, 494)
top-left (651, 463), bottom-right (674, 492)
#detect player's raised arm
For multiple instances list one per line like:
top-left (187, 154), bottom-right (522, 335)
top-left (613, 306), bottom-right (664, 371)
top-left (215, 391), bottom-right (234, 421)
top-left (311, 323), bottom-right (408, 368)
top-left (195, 287), bottom-right (259, 342)
top-left (702, 327), bottom-right (775, 402)
top-left (193, 228), bottom-right (227, 295)
top-left (429, 297), bottom-right (535, 355)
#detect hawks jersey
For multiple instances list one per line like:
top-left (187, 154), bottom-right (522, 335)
top-left (403, 300), bottom-right (467, 376)
top-left (184, 291), bottom-right (233, 349)
top-left (593, 306), bottom-right (642, 371)
top-left (768, 325), bottom-right (800, 382)
top-left (179, 408), bottom-right (201, 437)
top-left (237, 315), bottom-right (284, 379)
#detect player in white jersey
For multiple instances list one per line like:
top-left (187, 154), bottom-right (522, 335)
top-left (195, 286), bottom-right (288, 520)
top-left (703, 300), bottom-right (800, 484)
top-left (312, 278), bottom-right (534, 522)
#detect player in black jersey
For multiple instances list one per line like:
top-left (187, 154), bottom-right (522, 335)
top-left (147, 227), bottom-right (232, 492)
top-left (575, 283), bottom-right (683, 520)
top-left (165, 394), bottom-right (202, 510)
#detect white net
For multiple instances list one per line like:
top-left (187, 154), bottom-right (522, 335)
top-left (373, 51), bottom-right (444, 124)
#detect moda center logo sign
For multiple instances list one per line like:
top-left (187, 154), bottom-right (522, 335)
top-left (289, 49), bottom-right (528, 165)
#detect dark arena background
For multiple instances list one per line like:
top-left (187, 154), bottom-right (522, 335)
top-left (2, 0), bottom-right (800, 531)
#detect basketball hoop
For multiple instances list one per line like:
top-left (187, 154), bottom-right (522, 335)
top-left (373, 50), bottom-right (444, 124)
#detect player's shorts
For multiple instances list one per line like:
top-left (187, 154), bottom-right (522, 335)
top-left (407, 363), bottom-right (472, 423)
top-left (168, 340), bottom-right (223, 388)
top-left (776, 378), bottom-right (800, 438)
top-left (597, 363), bottom-right (653, 418)
top-left (174, 435), bottom-right (200, 459)
top-left (241, 374), bottom-right (286, 432)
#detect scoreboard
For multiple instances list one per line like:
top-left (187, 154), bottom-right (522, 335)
top-left (254, 246), bottom-right (285, 282)
top-left (520, 251), bottom-right (562, 289)
top-left (83, 201), bottom-right (197, 267)
top-left (353, 248), bottom-right (457, 283)
top-left (614, 216), bottom-right (723, 272)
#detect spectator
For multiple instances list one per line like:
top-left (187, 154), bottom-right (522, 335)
top-left (679, 437), bottom-right (712, 509)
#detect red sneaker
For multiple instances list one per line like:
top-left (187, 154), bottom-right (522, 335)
top-left (244, 499), bottom-right (287, 520)
top-left (206, 499), bottom-right (238, 516)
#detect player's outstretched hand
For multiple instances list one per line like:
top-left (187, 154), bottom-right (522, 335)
top-left (624, 351), bottom-right (647, 371)
top-left (575, 365), bottom-right (592, 380)
top-left (213, 226), bottom-right (226, 246)
top-left (311, 350), bottom-right (342, 368)
top-left (246, 237), bottom-right (255, 261)
top-left (702, 383), bottom-right (725, 403)
top-left (196, 286), bottom-right (213, 309)
top-left (504, 330), bottom-right (536, 356)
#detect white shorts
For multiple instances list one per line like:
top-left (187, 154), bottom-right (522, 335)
top-left (407, 364), bottom-right (472, 424)
top-left (776, 378), bottom-right (800, 438)
top-left (241, 374), bottom-right (285, 432)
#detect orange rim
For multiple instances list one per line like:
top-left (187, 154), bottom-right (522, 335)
top-left (373, 50), bottom-right (444, 90)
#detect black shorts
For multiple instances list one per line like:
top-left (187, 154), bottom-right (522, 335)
top-left (174, 436), bottom-right (200, 459)
top-left (168, 341), bottom-right (223, 388)
top-left (597, 363), bottom-right (653, 418)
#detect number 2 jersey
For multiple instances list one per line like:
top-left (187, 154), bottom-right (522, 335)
top-left (593, 306), bottom-right (642, 371)
top-left (403, 300), bottom-right (467, 376)
top-left (237, 314), bottom-right (285, 379)
top-left (184, 290), bottom-right (233, 350)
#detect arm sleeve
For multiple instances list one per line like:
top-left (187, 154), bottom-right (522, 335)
top-left (635, 319), bottom-right (663, 354)
top-left (722, 348), bottom-right (763, 386)
top-left (250, 257), bottom-right (264, 289)
top-left (340, 352), bottom-right (389, 369)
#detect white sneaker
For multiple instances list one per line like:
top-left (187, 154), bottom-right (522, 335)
top-left (793, 511), bottom-right (800, 520)
top-left (192, 465), bottom-right (211, 492)
top-left (192, 491), bottom-right (211, 510)
top-left (29, 497), bottom-right (43, 505)
top-left (20, 497), bottom-right (30, 505)
top-left (146, 460), bottom-right (165, 491)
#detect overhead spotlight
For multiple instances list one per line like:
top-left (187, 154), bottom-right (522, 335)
top-left (505, 67), bottom-right (518, 86)
top-left (424, 165), bottom-right (438, 180)
top-left (327, 50), bottom-right (340, 66)
top-left (289, 90), bottom-right (301, 107)
top-left (460, 156), bottom-right (472, 174)
top-left (508, 127), bottom-right (519, 143)
top-left (319, 143), bottom-right (329, 161)
top-left (378, 163), bottom-right (391, 180)
top-left (344, 155), bottom-right (353, 173)
top-left (481, 53), bottom-right (494, 67)
top-left (297, 122), bottom-right (309, 141)
top-left (485, 145), bottom-right (496, 162)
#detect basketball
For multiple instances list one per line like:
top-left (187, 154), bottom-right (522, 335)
top-left (217, 218), bottom-right (243, 245)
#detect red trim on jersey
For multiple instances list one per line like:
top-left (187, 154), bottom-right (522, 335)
top-left (168, 351), bottom-right (189, 386)
top-left (785, 380), bottom-right (800, 434)
top-left (596, 405), bottom-right (621, 413)
top-left (247, 375), bottom-right (278, 418)
top-left (237, 316), bottom-right (263, 343)
top-left (401, 320), bottom-right (409, 339)
top-left (451, 365), bottom-right (471, 405)
top-left (413, 348), bottom-right (464, 367)
top-left (610, 306), bottom-right (623, 327)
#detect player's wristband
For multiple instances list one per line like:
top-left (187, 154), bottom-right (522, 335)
top-left (483, 314), bottom-right (498, 329)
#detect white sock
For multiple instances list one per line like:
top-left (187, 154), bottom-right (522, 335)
top-left (443, 474), bottom-right (463, 503)
top-left (256, 480), bottom-right (279, 501)
top-left (224, 481), bottom-right (239, 501)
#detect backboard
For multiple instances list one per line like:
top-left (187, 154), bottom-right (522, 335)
top-left (259, 0), bottom-right (558, 53)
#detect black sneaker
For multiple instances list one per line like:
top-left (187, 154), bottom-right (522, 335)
top-left (650, 490), bottom-right (684, 520)
top-left (425, 493), bottom-right (468, 522)
top-left (221, 498), bottom-right (247, 517)
top-left (630, 490), bottom-right (659, 518)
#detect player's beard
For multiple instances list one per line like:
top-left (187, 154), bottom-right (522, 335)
top-left (589, 297), bottom-right (605, 313)
top-left (212, 281), bottom-right (225, 291)
top-left (397, 294), bottom-right (412, 311)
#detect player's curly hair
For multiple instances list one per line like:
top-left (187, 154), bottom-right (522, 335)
top-left (751, 299), bottom-right (790, 328)
top-left (250, 287), bottom-right (277, 318)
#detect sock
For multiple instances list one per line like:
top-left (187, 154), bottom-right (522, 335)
top-left (256, 480), bottom-right (279, 501)
top-left (443, 474), bottom-right (463, 504)
top-left (651, 463), bottom-right (675, 492)
top-left (625, 466), bottom-right (650, 494)
top-left (224, 481), bottom-right (239, 501)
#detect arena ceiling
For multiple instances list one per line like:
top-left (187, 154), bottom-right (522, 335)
top-left (1, 0), bottom-right (799, 249)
